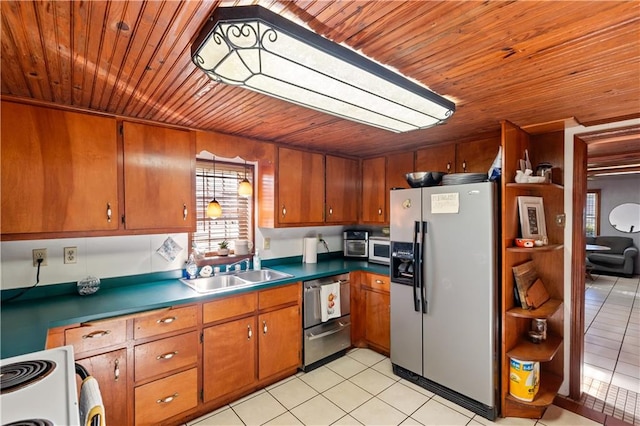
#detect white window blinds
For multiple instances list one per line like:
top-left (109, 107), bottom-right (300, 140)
top-left (193, 159), bottom-right (254, 254)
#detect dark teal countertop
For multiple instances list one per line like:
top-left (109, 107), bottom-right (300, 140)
top-left (1, 256), bottom-right (388, 359)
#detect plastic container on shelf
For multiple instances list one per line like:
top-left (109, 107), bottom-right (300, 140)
top-left (509, 358), bottom-right (539, 402)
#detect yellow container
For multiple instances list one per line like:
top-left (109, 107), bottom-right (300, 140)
top-left (509, 358), bottom-right (540, 402)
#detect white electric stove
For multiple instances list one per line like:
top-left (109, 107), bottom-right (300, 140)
top-left (0, 346), bottom-right (80, 426)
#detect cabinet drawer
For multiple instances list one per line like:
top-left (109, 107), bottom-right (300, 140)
top-left (259, 283), bottom-right (301, 310)
top-left (203, 292), bottom-right (257, 324)
top-left (65, 318), bottom-right (127, 354)
top-left (134, 331), bottom-right (198, 382)
top-left (366, 274), bottom-right (389, 292)
top-left (134, 368), bottom-right (198, 426)
top-left (134, 305), bottom-right (197, 340)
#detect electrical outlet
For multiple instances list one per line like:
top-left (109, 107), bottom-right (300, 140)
top-left (263, 237), bottom-right (271, 250)
top-left (32, 248), bottom-right (47, 266)
top-left (64, 247), bottom-right (77, 264)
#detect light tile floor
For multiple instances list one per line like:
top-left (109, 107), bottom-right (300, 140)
top-left (583, 273), bottom-right (640, 425)
top-left (186, 348), bottom-right (601, 426)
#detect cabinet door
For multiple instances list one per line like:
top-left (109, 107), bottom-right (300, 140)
top-left (325, 155), bottom-right (358, 223)
top-left (122, 122), bottom-right (194, 231)
top-left (385, 152), bottom-right (414, 221)
top-left (76, 349), bottom-right (128, 426)
top-left (364, 289), bottom-right (390, 353)
top-left (258, 305), bottom-right (301, 380)
top-left (277, 147), bottom-right (324, 225)
top-left (361, 156), bottom-right (386, 223)
top-left (415, 144), bottom-right (455, 174)
top-left (203, 317), bottom-right (257, 402)
top-left (455, 137), bottom-right (500, 173)
top-left (1, 101), bottom-right (118, 234)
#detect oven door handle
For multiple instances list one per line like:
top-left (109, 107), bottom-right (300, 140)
top-left (306, 321), bottom-right (351, 341)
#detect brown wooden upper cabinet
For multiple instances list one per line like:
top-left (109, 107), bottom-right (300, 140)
top-left (122, 122), bottom-right (194, 231)
top-left (276, 147), bottom-right (325, 225)
top-left (361, 152), bottom-right (413, 225)
top-left (325, 155), bottom-right (358, 224)
top-left (1, 101), bottom-right (119, 235)
top-left (415, 138), bottom-right (499, 174)
top-left (415, 144), bottom-right (456, 174)
top-left (455, 137), bottom-right (501, 173)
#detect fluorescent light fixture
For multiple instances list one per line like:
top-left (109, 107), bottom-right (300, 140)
top-left (191, 5), bottom-right (455, 133)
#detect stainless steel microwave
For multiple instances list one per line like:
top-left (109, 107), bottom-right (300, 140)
top-left (343, 230), bottom-right (368, 258)
top-left (368, 236), bottom-right (391, 265)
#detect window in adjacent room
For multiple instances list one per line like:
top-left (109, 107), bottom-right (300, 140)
top-left (585, 189), bottom-right (600, 237)
top-left (192, 159), bottom-right (254, 256)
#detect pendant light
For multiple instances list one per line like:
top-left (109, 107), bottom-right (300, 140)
top-left (207, 158), bottom-right (222, 219)
top-left (238, 160), bottom-right (253, 197)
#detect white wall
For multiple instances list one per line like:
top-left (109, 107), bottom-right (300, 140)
top-left (0, 226), bottom-right (348, 290)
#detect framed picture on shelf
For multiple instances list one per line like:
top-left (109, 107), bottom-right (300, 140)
top-left (517, 196), bottom-right (547, 240)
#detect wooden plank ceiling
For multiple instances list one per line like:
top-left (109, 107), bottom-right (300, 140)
top-left (1, 0), bottom-right (639, 169)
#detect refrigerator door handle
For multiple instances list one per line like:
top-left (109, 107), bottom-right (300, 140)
top-left (421, 221), bottom-right (428, 314)
top-left (412, 221), bottom-right (421, 312)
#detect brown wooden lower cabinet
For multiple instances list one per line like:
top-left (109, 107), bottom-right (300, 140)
top-left (203, 317), bottom-right (257, 402)
top-left (258, 304), bottom-right (301, 380)
top-left (48, 282), bottom-right (302, 424)
top-left (134, 368), bottom-right (198, 426)
top-left (350, 271), bottom-right (391, 356)
top-left (75, 349), bottom-right (128, 426)
top-left (364, 288), bottom-right (390, 354)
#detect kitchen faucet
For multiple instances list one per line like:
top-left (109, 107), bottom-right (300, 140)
top-left (224, 258), bottom-right (250, 273)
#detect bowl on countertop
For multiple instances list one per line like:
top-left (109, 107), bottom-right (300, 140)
top-left (406, 172), bottom-right (445, 188)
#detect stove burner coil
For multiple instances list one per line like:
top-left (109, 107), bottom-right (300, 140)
top-left (4, 420), bottom-right (54, 426)
top-left (0, 360), bottom-right (56, 394)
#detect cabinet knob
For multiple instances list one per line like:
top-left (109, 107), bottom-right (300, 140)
top-left (114, 358), bottom-right (120, 381)
top-left (157, 316), bottom-right (176, 324)
top-left (263, 320), bottom-right (268, 334)
top-left (329, 206), bottom-right (333, 216)
top-left (447, 162), bottom-right (451, 172)
top-left (247, 325), bottom-right (252, 340)
top-left (378, 208), bottom-right (382, 216)
top-left (183, 204), bottom-right (188, 220)
top-left (156, 351), bottom-right (178, 360)
top-left (281, 205), bottom-right (287, 217)
top-left (375, 279), bottom-right (385, 285)
top-left (106, 203), bottom-right (112, 222)
top-left (82, 330), bottom-right (110, 339)
top-left (462, 160), bottom-right (467, 172)
top-left (156, 393), bottom-right (179, 404)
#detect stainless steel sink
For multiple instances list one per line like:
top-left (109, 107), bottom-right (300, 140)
top-left (180, 274), bottom-right (252, 293)
top-left (179, 268), bottom-right (293, 293)
top-left (234, 268), bottom-right (293, 283)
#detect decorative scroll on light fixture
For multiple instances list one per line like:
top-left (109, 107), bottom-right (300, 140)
top-left (207, 158), bottom-right (222, 219)
top-left (238, 160), bottom-right (253, 197)
top-left (191, 5), bottom-right (455, 133)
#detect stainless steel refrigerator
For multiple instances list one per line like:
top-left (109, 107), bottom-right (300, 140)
top-left (389, 181), bottom-right (499, 420)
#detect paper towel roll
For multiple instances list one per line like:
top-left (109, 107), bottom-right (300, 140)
top-left (303, 237), bottom-right (317, 263)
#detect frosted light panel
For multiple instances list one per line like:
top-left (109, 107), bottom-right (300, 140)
top-left (192, 6), bottom-right (455, 133)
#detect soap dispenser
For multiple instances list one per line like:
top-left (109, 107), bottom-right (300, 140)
top-left (253, 249), bottom-right (261, 270)
top-left (185, 252), bottom-right (198, 279)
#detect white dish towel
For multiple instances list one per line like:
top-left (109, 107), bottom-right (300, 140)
top-left (320, 282), bottom-right (341, 322)
top-left (79, 376), bottom-right (105, 426)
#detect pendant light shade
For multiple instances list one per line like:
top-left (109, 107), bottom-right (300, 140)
top-left (238, 160), bottom-right (253, 197)
top-left (207, 199), bottom-right (222, 218)
top-left (191, 5), bottom-right (455, 133)
top-left (207, 158), bottom-right (222, 219)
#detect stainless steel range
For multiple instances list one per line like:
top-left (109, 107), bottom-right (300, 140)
top-left (302, 273), bottom-right (351, 371)
top-left (1, 346), bottom-right (80, 425)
